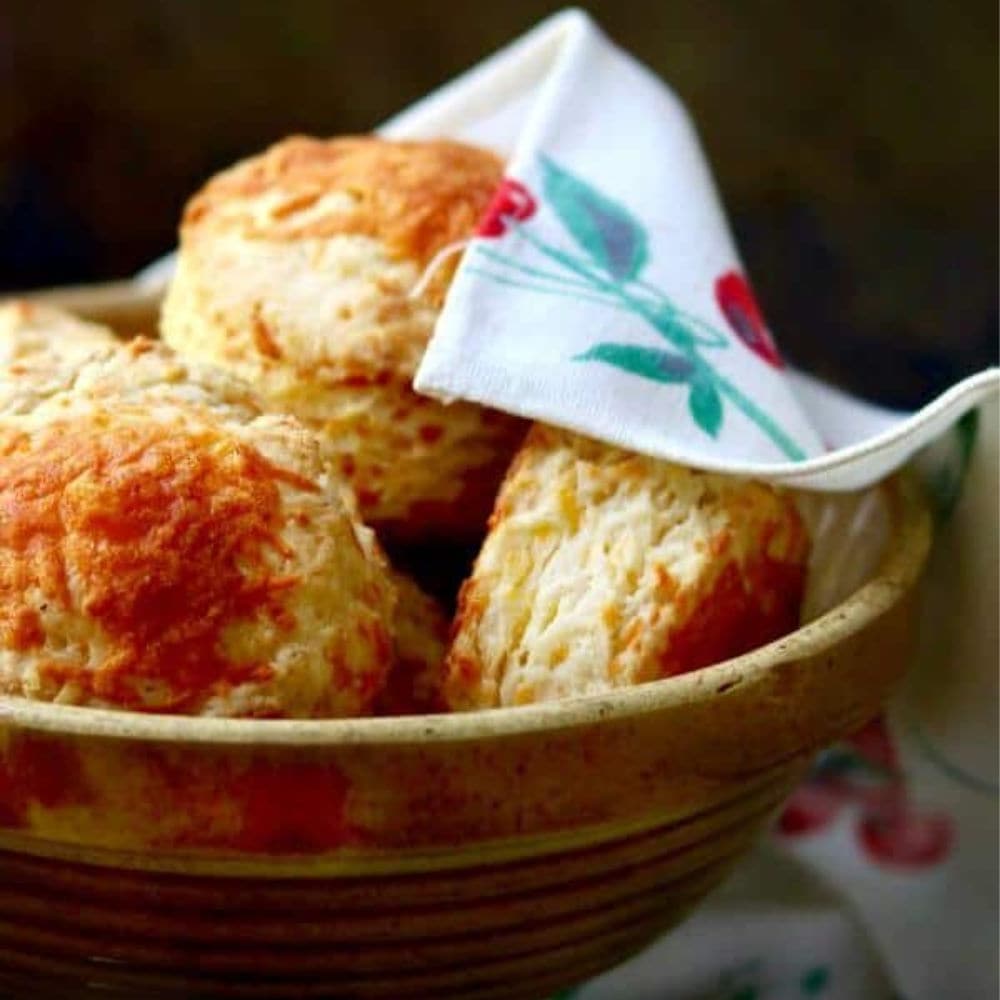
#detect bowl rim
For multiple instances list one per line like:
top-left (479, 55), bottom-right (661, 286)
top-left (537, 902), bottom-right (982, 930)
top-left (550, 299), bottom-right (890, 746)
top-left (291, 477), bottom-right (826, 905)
top-left (0, 477), bottom-right (931, 747)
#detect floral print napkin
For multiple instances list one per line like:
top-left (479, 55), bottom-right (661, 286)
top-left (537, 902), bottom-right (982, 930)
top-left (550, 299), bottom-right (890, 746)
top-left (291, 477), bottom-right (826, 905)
top-left (382, 9), bottom-right (997, 491)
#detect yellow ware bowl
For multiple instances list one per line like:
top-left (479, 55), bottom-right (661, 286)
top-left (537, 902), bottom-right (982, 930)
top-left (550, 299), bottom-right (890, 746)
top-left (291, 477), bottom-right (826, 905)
top-left (0, 473), bottom-right (930, 999)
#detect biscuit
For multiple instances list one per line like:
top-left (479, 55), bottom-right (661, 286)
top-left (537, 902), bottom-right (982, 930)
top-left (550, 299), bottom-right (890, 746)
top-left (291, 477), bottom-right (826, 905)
top-left (0, 299), bottom-right (116, 367)
top-left (161, 136), bottom-right (526, 541)
top-left (2, 333), bottom-right (265, 425)
top-left (0, 398), bottom-right (396, 718)
top-left (445, 426), bottom-right (809, 708)
top-left (0, 300), bottom-right (118, 414)
top-left (377, 570), bottom-right (449, 715)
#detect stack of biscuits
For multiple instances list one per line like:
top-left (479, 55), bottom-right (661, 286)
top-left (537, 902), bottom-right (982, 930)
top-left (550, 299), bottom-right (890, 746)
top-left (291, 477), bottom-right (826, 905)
top-left (0, 136), bottom-right (808, 718)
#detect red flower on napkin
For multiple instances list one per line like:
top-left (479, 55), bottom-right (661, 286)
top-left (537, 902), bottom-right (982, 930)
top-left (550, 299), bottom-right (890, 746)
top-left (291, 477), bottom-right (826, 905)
top-left (776, 717), bottom-right (955, 870)
top-left (477, 178), bottom-right (537, 237)
top-left (777, 781), bottom-right (850, 835)
top-left (856, 789), bottom-right (954, 869)
top-left (714, 270), bottom-right (784, 369)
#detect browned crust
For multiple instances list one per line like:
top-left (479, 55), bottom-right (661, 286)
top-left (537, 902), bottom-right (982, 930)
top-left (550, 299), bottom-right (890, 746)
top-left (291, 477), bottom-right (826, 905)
top-left (182, 135), bottom-right (504, 269)
top-left (0, 415), bottom-right (318, 713)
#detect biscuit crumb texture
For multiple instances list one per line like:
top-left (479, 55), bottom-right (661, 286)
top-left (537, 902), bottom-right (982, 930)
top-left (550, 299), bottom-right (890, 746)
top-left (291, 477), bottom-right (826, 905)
top-left (0, 300), bottom-right (116, 369)
top-left (0, 300), bottom-right (118, 414)
top-left (2, 333), bottom-right (264, 424)
top-left (445, 427), bottom-right (809, 709)
top-left (162, 136), bottom-right (526, 540)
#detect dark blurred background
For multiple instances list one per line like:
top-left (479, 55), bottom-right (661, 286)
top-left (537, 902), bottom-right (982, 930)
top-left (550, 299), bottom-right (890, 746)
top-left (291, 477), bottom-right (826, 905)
top-left (1, 1), bottom-right (996, 407)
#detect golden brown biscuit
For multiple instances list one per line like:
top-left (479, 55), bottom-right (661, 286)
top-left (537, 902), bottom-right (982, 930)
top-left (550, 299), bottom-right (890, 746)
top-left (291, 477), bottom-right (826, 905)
top-left (0, 396), bottom-right (397, 718)
top-left (377, 570), bottom-right (450, 715)
top-left (445, 426), bottom-right (809, 709)
top-left (161, 135), bottom-right (526, 541)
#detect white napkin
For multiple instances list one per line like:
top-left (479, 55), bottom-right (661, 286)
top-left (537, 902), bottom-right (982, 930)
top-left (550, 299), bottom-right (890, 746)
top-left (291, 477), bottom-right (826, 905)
top-left (381, 8), bottom-right (998, 490)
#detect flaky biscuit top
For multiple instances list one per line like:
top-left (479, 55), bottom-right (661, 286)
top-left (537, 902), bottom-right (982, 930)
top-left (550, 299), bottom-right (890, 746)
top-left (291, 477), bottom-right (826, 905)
top-left (182, 136), bottom-right (504, 275)
top-left (0, 400), bottom-right (396, 718)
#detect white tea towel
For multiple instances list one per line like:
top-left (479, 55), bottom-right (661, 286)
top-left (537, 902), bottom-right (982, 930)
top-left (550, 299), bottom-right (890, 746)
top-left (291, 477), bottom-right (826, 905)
top-left (380, 9), bottom-right (998, 490)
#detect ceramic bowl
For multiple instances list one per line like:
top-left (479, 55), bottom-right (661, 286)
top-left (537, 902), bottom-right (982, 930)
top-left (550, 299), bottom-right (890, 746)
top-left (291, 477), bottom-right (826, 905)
top-left (0, 288), bottom-right (932, 999)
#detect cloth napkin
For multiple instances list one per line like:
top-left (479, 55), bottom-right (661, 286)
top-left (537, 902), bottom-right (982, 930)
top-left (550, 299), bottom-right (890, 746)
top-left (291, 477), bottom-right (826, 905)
top-left (381, 8), bottom-right (998, 490)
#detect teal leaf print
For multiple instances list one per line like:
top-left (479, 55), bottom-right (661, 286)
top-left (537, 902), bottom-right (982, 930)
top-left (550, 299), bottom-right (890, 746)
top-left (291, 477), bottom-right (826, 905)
top-left (689, 374), bottom-right (723, 437)
top-left (575, 343), bottom-right (694, 383)
top-left (646, 303), bottom-right (698, 351)
top-left (926, 408), bottom-right (979, 522)
top-left (474, 153), bottom-right (808, 461)
top-left (800, 965), bottom-right (831, 995)
top-left (541, 156), bottom-right (648, 281)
